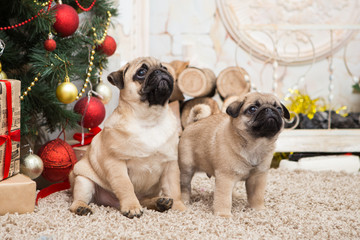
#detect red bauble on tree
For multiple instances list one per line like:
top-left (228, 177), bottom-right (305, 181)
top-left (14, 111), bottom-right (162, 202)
top-left (74, 96), bottom-right (106, 128)
top-left (44, 38), bottom-right (56, 51)
top-left (38, 139), bottom-right (77, 182)
top-left (97, 36), bottom-right (117, 56)
top-left (52, 4), bottom-right (79, 37)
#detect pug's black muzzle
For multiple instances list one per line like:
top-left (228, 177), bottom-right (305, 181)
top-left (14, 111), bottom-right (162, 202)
top-left (251, 107), bottom-right (283, 138)
top-left (140, 69), bottom-right (174, 106)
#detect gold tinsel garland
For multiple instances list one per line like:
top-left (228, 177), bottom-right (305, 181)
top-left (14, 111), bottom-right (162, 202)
top-left (284, 89), bottom-right (348, 119)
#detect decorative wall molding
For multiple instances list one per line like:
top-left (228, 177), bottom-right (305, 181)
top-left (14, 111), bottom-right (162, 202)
top-left (216, 0), bottom-right (360, 65)
top-left (116, 0), bottom-right (149, 60)
top-left (131, 0), bottom-right (149, 58)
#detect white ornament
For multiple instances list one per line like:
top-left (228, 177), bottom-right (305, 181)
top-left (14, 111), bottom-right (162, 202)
top-left (21, 153), bottom-right (44, 179)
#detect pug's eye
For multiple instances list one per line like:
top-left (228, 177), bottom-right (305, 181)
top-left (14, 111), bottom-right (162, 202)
top-left (136, 68), bottom-right (147, 78)
top-left (247, 106), bottom-right (258, 114)
top-left (276, 106), bottom-right (283, 113)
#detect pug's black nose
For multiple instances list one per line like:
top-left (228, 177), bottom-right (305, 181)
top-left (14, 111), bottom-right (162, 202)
top-left (264, 108), bottom-right (276, 116)
top-left (154, 70), bottom-right (161, 74)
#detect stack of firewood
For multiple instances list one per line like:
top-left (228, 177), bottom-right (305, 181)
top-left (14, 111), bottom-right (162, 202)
top-left (165, 60), bottom-right (251, 134)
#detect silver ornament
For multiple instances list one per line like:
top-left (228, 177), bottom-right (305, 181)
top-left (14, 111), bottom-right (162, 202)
top-left (20, 153), bottom-right (44, 179)
top-left (94, 82), bottom-right (112, 104)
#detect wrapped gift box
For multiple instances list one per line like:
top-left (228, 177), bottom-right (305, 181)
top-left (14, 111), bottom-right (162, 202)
top-left (0, 79), bottom-right (21, 181)
top-left (0, 173), bottom-right (36, 215)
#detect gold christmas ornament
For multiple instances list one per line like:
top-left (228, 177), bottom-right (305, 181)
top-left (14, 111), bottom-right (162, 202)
top-left (94, 81), bottom-right (112, 104)
top-left (56, 76), bottom-right (78, 104)
top-left (20, 152), bottom-right (44, 179)
top-left (0, 62), bottom-right (7, 79)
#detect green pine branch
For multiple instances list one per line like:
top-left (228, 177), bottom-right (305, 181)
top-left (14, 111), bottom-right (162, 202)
top-left (0, 0), bottom-right (117, 144)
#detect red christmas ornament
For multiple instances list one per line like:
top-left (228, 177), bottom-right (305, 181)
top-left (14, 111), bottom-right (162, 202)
top-left (97, 36), bottom-right (116, 56)
top-left (74, 96), bottom-right (106, 128)
top-left (52, 4), bottom-right (79, 37)
top-left (44, 38), bottom-right (56, 51)
top-left (38, 138), bottom-right (77, 182)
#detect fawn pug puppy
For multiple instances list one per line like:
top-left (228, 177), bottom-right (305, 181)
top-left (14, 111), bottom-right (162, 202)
top-left (181, 97), bottom-right (220, 128)
top-left (69, 57), bottom-right (186, 218)
top-left (179, 92), bottom-right (290, 217)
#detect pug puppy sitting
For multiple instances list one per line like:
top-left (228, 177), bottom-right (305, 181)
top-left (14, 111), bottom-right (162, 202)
top-left (179, 92), bottom-right (290, 217)
top-left (69, 57), bottom-right (186, 218)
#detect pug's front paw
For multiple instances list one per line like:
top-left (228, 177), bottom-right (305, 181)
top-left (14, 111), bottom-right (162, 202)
top-left (69, 200), bottom-right (93, 216)
top-left (120, 203), bottom-right (143, 219)
top-left (155, 197), bottom-right (173, 212)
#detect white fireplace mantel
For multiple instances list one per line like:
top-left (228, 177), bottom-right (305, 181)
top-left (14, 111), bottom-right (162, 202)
top-left (276, 129), bottom-right (360, 152)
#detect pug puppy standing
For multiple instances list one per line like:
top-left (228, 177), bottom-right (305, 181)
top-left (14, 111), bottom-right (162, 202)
top-left (179, 92), bottom-right (290, 217)
top-left (69, 57), bottom-right (186, 218)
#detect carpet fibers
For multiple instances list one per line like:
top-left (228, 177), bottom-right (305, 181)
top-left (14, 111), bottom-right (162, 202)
top-left (1, 169), bottom-right (359, 240)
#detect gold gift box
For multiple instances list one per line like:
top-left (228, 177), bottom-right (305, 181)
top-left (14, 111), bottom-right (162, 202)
top-left (0, 174), bottom-right (36, 215)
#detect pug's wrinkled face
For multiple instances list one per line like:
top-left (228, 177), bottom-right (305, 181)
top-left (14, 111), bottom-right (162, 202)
top-left (107, 57), bottom-right (174, 106)
top-left (226, 92), bottom-right (290, 138)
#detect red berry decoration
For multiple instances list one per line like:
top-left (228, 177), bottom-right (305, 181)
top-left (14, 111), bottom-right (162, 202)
top-left (52, 4), bottom-right (79, 37)
top-left (97, 36), bottom-right (116, 56)
top-left (74, 96), bottom-right (106, 128)
top-left (38, 139), bottom-right (77, 182)
top-left (44, 38), bottom-right (56, 51)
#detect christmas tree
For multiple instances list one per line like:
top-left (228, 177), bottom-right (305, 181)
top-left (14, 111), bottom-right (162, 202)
top-left (0, 0), bottom-right (117, 145)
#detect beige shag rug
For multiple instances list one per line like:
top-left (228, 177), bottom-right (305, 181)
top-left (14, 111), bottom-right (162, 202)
top-left (1, 169), bottom-right (359, 240)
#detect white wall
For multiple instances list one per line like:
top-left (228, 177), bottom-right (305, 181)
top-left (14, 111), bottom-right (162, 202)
top-left (104, 0), bottom-right (360, 116)
top-left (147, 0), bottom-right (360, 112)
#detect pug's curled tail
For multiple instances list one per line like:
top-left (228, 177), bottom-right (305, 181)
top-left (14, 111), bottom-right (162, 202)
top-left (185, 104), bottom-right (212, 126)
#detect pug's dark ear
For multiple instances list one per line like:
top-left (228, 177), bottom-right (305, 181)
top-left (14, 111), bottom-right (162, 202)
top-left (281, 103), bottom-right (290, 120)
top-left (107, 70), bottom-right (125, 90)
top-left (226, 101), bottom-right (244, 118)
top-left (108, 63), bottom-right (129, 90)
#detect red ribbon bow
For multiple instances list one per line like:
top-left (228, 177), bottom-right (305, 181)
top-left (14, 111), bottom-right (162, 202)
top-left (72, 126), bottom-right (101, 147)
top-left (0, 80), bottom-right (21, 180)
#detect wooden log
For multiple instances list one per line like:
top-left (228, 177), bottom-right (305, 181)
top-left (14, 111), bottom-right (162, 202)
top-left (177, 67), bottom-right (216, 98)
top-left (169, 60), bottom-right (189, 77)
top-left (181, 97), bottom-right (220, 128)
top-left (216, 66), bottom-right (250, 99)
